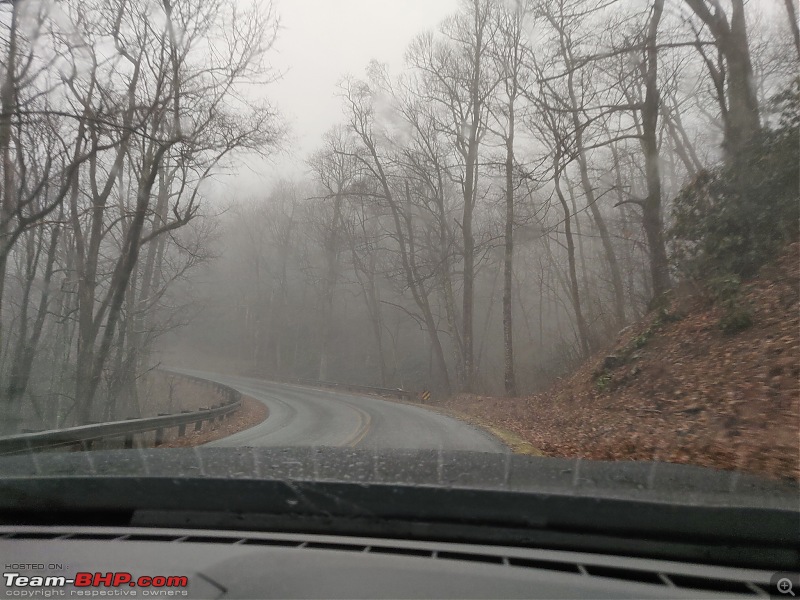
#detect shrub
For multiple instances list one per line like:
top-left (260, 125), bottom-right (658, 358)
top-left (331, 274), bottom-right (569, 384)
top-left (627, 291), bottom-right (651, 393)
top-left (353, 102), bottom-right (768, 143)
top-left (698, 273), bottom-right (754, 334)
top-left (707, 274), bottom-right (742, 304)
top-left (669, 80), bottom-right (799, 280)
top-left (719, 302), bottom-right (753, 335)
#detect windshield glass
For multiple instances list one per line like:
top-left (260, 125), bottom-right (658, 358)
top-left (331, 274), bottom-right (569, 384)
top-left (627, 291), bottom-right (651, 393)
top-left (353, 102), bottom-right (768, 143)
top-left (0, 0), bottom-right (797, 490)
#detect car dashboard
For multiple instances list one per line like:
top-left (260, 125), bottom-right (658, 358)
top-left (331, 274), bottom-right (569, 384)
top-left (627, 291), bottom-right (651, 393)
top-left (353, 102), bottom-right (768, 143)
top-left (0, 525), bottom-right (784, 599)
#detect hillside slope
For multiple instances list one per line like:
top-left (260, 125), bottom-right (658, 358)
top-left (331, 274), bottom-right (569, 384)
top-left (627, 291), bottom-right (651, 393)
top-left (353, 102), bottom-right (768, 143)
top-left (441, 243), bottom-right (799, 480)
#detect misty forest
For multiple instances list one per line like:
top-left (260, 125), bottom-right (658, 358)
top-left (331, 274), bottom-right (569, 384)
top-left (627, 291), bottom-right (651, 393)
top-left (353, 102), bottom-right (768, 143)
top-left (0, 0), bottom-right (797, 433)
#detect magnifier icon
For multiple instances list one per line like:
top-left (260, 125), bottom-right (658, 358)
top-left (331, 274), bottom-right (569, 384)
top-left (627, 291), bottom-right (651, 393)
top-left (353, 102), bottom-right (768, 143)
top-left (778, 578), bottom-right (795, 596)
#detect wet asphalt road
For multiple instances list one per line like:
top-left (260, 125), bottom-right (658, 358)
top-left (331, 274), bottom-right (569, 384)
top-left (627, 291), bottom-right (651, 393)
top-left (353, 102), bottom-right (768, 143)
top-left (168, 369), bottom-right (507, 452)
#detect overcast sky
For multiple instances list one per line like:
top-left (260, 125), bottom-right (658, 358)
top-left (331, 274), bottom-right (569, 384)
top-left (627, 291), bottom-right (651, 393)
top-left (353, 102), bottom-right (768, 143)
top-left (220, 0), bottom-right (458, 199)
top-left (209, 0), bottom-right (789, 203)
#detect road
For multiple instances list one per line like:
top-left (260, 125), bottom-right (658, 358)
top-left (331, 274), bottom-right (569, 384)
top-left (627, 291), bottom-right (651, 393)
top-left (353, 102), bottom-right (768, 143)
top-left (169, 369), bottom-right (507, 452)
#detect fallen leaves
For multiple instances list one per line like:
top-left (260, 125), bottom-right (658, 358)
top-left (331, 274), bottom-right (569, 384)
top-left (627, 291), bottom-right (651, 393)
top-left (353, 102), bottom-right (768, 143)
top-left (438, 243), bottom-right (800, 481)
top-left (156, 396), bottom-right (268, 448)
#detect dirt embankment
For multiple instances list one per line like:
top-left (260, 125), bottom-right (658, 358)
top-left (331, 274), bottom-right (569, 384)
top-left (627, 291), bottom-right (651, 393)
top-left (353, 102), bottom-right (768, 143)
top-left (435, 244), bottom-right (800, 480)
top-left (157, 395), bottom-right (267, 448)
top-left (141, 372), bottom-right (268, 447)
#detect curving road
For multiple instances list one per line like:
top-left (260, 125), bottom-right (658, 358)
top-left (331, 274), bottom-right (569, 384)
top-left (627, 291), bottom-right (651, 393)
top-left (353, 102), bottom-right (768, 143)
top-left (168, 369), bottom-right (506, 452)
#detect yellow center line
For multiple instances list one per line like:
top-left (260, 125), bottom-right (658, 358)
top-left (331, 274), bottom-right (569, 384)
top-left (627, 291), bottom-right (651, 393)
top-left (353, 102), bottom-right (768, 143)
top-left (343, 404), bottom-right (372, 448)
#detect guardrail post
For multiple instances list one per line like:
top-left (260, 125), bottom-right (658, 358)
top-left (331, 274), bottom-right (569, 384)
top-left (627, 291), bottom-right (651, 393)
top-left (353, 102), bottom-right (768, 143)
top-left (197, 407), bottom-right (208, 431)
top-left (178, 411), bottom-right (190, 437)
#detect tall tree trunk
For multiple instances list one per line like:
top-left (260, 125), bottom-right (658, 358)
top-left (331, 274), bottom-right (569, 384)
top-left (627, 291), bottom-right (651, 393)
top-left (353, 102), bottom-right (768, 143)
top-left (434, 183), bottom-right (465, 388)
top-left (554, 163), bottom-right (591, 358)
top-left (460, 1), bottom-right (488, 393)
top-left (785, 0), bottom-right (800, 61)
top-left (270, 204), bottom-right (294, 378)
top-left (352, 241), bottom-right (387, 387)
top-left (476, 264), bottom-right (501, 385)
top-left (366, 275), bottom-right (387, 387)
top-left (403, 182), bottom-right (451, 392)
top-left (348, 88), bottom-right (452, 392)
top-left (502, 101), bottom-right (517, 397)
top-left (723, 0), bottom-right (760, 154)
top-left (684, 0), bottom-right (760, 157)
top-left (641, 0), bottom-right (671, 300)
top-left (75, 143), bottom-right (171, 423)
top-left (134, 167), bottom-right (170, 375)
top-left (567, 179), bottom-right (590, 291)
top-left (560, 36), bottom-right (626, 328)
top-left (462, 145), bottom-right (477, 392)
top-left (362, 248), bottom-right (389, 387)
top-left (5, 221), bottom-right (61, 427)
top-left (4, 228), bottom-right (38, 425)
top-left (318, 188), bottom-right (343, 381)
top-left (0, 1), bottom-right (18, 363)
top-left (662, 101), bottom-right (703, 177)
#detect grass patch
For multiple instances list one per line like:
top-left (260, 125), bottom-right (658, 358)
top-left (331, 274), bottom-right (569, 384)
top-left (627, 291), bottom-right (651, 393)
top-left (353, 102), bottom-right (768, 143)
top-left (407, 402), bottom-right (544, 456)
top-left (481, 424), bottom-right (544, 456)
top-left (595, 373), bottom-right (612, 393)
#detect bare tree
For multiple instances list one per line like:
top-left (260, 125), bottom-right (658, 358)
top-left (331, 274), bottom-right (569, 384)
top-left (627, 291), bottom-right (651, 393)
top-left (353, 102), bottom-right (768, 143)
top-left (639, 0), bottom-right (671, 299)
top-left (308, 127), bottom-right (357, 380)
top-left (784, 0), bottom-right (800, 61)
top-left (540, 0), bottom-right (629, 325)
top-left (684, 0), bottom-right (761, 157)
top-left (488, 0), bottom-right (534, 396)
top-left (407, 0), bottom-right (497, 391)
top-left (0, 0), bottom-right (282, 428)
top-left (342, 194), bottom-right (388, 386)
top-left (526, 79), bottom-right (592, 358)
top-left (340, 77), bottom-right (453, 393)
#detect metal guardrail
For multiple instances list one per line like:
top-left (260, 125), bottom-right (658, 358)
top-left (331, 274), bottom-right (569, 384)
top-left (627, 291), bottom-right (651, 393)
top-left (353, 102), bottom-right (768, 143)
top-left (288, 378), bottom-right (412, 401)
top-left (0, 371), bottom-right (242, 456)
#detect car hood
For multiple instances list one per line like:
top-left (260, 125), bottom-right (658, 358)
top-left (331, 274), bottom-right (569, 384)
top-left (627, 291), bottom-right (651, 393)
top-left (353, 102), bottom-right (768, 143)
top-left (0, 447), bottom-right (796, 509)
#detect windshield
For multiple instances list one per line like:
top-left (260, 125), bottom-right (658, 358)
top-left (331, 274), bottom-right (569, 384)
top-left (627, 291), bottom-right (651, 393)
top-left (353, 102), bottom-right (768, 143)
top-left (0, 0), bottom-right (797, 490)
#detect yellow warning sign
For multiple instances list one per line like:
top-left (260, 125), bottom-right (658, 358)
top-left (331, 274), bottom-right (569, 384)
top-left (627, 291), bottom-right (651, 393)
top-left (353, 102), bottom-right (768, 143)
top-left (421, 390), bottom-right (431, 402)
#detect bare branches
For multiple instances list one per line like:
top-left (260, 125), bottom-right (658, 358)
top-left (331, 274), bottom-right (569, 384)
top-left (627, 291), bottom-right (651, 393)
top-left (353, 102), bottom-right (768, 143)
top-left (0, 0), bottom-right (284, 428)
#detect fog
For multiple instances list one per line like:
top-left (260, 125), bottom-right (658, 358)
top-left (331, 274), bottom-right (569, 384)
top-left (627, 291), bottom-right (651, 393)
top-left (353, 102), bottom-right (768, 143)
top-left (0, 0), bottom-right (795, 432)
